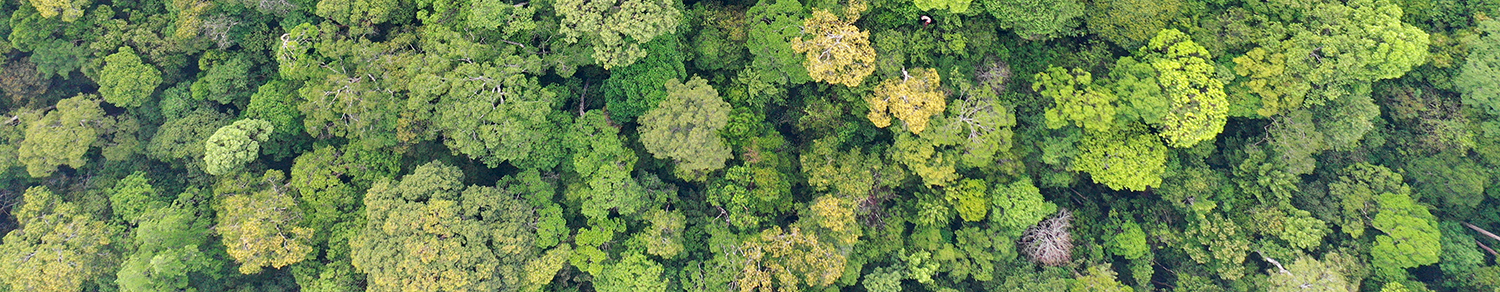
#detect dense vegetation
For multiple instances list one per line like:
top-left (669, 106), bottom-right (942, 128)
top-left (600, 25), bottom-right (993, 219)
top-left (2, 0), bottom-right (1500, 290)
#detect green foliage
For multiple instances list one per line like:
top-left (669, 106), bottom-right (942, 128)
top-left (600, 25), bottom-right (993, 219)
top-left (566, 111), bottom-right (649, 220)
top-left (1036, 66), bottom-right (1117, 132)
top-left (1405, 154), bottom-right (1489, 209)
top-left (189, 52), bottom-right (252, 104)
top-left (980, 0), bottom-right (1085, 40)
top-left (1074, 127), bottom-right (1167, 191)
top-left (17, 95), bottom-right (102, 177)
top-left (990, 178), bottom-right (1057, 235)
top-left (594, 252), bottom-right (668, 292)
top-left (116, 193), bottom-right (219, 292)
top-left (110, 172), bottom-right (162, 223)
top-left (24, 0), bottom-right (89, 21)
top-left (0, 186), bottom-right (120, 292)
top-left (1265, 255), bottom-right (1350, 292)
top-left (1087, 0), bottom-right (1182, 49)
top-left (1106, 215), bottom-right (1149, 260)
top-left (98, 46), bottom-right (161, 108)
top-left (1328, 163), bottom-right (1411, 238)
top-left (913, 0), bottom-right (971, 13)
top-left (405, 29), bottom-right (563, 169)
top-left (1371, 192), bottom-right (1441, 279)
top-left (215, 170), bottom-right (313, 274)
top-left (603, 36), bottom-right (687, 122)
top-left (352, 161), bottom-right (555, 291)
top-left (203, 119), bottom-right (274, 176)
top-left (1460, 20), bottom-right (1500, 116)
top-left (1070, 263), bottom-right (1134, 292)
top-left (639, 77), bottom-right (733, 180)
top-left (946, 179), bottom-right (989, 222)
top-left (708, 165), bottom-right (793, 229)
top-left (554, 0), bottom-right (682, 69)
top-left (1140, 29), bottom-right (1227, 148)
top-left (243, 80), bottom-right (308, 160)
top-left (743, 0), bottom-right (811, 89)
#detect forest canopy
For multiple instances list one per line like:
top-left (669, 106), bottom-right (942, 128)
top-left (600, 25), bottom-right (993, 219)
top-left (4, 0), bottom-right (1500, 291)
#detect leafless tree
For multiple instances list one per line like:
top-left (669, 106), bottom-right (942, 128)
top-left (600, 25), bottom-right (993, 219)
top-left (1021, 208), bottom-right (1073, 266)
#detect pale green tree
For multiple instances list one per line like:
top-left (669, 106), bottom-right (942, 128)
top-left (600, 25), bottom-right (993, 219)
top-left (639, 77), bottom-right (733, 180)
top-left (203, 119), bottom-right (274, 176)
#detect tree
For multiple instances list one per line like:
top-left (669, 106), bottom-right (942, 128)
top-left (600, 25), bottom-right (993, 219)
top-left (17, 95), bottom-right (103, 177)
top-left (1265, 254), bottom-right (1350, 292)
top-left (638, 77), bottom-right (733, 180)
top-left (1371, 192), bottom-right (1441, 279)
top-left (913, 0), bottom-right (971, 13)
top-left (1087, 0), bottom-right (1182, 49)
top-left (792, 5), bottom-right (877, 87)
top-left (566, 111), bottom-right (650, 220)
top-left (1070, 263), bottom-right (1133, 292)
top-left (25, 0), bottom-right (89, 21)
top-left (1459, 20), bottom-right (1500, 117)
top-left (1021, 209), bottom-right (1073, 266)
top-left (922, 77), bottom-right (1017, 168)
top-left (594, 253), bottom-right (668, 292)
top-left (96, 46), bottom-right (161, 108)
top-left (744, 0), bottom-right (812, 89)
top-left (189, 52), bottom-right (252, 104)
top-left (1106, 215), bottom-right (1149, 260)
top-left (1327, 163), bottom-right (1410, 238)
top-left (946, 179), bottom-right (989, 222)
top-left (708, 165), bottom-right (793, 229)
top-left (1073, 128), bottom-right (1167, 191)
top-left (980, 0), bottom-right (1085, 40)
top-left (1035, 66), bottom-right (1117, 132)
top-left (0, 186), bottom-right (120, 292)
top-left (116, 193), bottom-right (219, 292)
top-left (554, 0), bottom-right (682, 69)
top-left (1140, 29), bottom-right (1227, 148)
top-left (352, 161), bottom-right (556, 291)
top-left (639, 210), bottom-right (686, 258)
top-left (244, 80), bottom-right (309, 160)
top-left (215, 170), bottom-right (313, 274)
top-left (603, 36), bottom-right (688, 122)
top-left (868, 68), bottom-right (946, 134)
top-left (990, 179), bottom-right (1057, 235)
top-left (147, 108), bottom-right (231, 164)
top-left (405, 31), bottom-right (564, 170)
top-left (801, 137), bottom-right (907, 199)
top-left (110, 172), bottom-right (163, 223)
top-left (203, 119), bottom-right (274, 176)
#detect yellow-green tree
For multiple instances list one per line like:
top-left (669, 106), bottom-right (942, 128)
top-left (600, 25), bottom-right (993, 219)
top-left (1034, 66), bottom-right (1117, 132)
top-left (792, 5), bottom-right (876, 87)
top-left (24, 0), bottom-right (89, 21)
top-left (1073, 127), bottom-right (1167, 191)
top-left (0, 186), bottom-right (120, 292)
top-left (17, 95), bottom-right (103, 178)
top-left (214, 170), bottom-right (314, 274)
top-left (867, 68), bottom-right (946, 134)
top-left (1141, 29), bottom-right (1227, 148)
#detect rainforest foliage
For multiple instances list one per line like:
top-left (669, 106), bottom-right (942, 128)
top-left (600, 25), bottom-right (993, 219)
top-left (6, 0), bottom-right (1500, 291)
